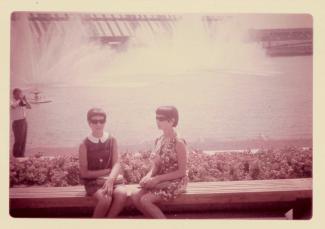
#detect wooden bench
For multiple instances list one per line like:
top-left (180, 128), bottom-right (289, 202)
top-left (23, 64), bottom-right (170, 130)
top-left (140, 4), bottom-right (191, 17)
top-left (9, 178), bottom-right (312, 219)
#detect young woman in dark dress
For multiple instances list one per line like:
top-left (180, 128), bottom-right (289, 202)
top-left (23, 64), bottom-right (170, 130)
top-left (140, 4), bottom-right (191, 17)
top-left (79, 108), bottom-right (127, 218)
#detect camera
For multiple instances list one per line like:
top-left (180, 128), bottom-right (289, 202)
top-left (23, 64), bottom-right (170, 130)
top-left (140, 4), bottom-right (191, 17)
top-left (19, 96), bottom-right (27, 106)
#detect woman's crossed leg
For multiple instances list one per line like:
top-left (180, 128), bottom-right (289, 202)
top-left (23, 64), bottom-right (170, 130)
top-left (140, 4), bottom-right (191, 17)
top-left (131, 189), bottom-right (166, 219)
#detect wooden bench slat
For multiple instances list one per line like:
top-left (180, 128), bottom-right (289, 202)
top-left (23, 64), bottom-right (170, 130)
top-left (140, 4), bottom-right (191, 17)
top-left (10, 178), bottom-right (311, 190)
top-left (10, 189), bottom-right (311, 199)
top-left (10, 185), bottom-right (311, 196)
top-left (10, 180), bottom-right (312, 197)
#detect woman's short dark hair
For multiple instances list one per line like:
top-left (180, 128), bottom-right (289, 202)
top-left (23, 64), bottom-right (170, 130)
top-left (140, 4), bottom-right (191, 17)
top-left (87, 108), bottom-right (107, 122)
top-left (13, 88), bottom-right (22, 96)
top-left (156, 106), bottom-right (179, 127)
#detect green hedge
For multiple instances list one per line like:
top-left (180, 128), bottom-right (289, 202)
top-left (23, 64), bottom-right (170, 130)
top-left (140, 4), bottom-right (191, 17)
top-left (10, 147), bottom-right (312, 187)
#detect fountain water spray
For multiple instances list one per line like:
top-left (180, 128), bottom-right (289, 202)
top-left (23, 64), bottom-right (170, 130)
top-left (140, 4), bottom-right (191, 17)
top-left (11, 13), bottom-right (272, 90)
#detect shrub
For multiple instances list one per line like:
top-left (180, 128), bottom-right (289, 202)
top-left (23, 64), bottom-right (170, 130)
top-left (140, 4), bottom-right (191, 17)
top-left (9, 147), bottom-right (312, 187)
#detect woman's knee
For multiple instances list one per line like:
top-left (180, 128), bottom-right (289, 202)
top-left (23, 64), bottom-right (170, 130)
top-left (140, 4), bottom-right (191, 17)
top-left (95, 191), bottom-right (112, 207)
top-left (113, 186), bottom-right (128, 201)
top-left (130, 189), bottom-right (143, 204)
top-left (140, 194), bottom-right (155, 206)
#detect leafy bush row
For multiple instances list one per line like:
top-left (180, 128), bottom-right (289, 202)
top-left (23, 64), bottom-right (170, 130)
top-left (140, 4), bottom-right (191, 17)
top-left (10, 155), bottom-right (80, 187)
top-left (187, 147), bottom-right (312, 182)
top-left (10, 147), bottom-right (312, 187)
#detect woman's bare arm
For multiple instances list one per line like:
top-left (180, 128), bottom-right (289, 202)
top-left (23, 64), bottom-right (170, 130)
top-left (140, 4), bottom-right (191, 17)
top-left (105, 138), bottom-right (121, 182)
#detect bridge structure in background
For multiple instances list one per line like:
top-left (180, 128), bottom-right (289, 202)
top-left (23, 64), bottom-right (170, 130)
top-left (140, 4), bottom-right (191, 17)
top-left (28, 13), bottom-right (180, 46)
top-left (12, 12), bottom-right (312, 56)
top-left (249, 28), bottom-right (313, 56)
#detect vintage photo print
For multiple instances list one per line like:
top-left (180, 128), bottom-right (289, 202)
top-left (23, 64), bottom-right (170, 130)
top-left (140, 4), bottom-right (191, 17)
top-left (8, 8), bottom-right (313, 222)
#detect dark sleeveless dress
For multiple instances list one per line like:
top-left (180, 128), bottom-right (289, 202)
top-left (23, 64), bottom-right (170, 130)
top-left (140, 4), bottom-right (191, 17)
top-left (81, 137), bottom-right (114, 196)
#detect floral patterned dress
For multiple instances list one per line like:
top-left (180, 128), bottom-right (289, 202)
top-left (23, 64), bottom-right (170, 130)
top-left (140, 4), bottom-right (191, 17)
top-left (148, 135), bottom-right (188, 201)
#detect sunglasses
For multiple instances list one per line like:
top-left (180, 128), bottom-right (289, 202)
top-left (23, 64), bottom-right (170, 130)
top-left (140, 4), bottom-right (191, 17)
top-left (156, 116), bottom-right (168, 121)
top-left (90, 119), bottom-right (106, 124)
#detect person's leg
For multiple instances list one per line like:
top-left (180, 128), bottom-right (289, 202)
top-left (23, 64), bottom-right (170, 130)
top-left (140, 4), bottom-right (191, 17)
top-left (12, 121), bottom-right (19, 157)
top-left (20, 120), bottom-right (27, 157)
top-left (12, 120), bottom-right (24, 157)
top-left (130, 189), bottom-right (152, 217)
top-left (92, 189), bottom-right (112, 218)
top-left (106, 185), bottom-right (128, 218)
top-left (140, 193), bottom-right (165, 219)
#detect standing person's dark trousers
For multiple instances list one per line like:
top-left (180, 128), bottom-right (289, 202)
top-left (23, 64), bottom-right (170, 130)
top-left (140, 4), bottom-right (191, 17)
top-left (12, 118), bottom-right (27, 157)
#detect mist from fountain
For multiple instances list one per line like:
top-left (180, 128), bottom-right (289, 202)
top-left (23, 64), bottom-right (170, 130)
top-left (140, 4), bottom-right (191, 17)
top-left (11, 13), bottom-right (273, 90)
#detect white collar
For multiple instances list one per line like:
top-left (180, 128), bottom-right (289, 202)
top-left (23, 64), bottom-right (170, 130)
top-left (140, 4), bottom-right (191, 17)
top-left (87, 132), bottom-right (109, 143)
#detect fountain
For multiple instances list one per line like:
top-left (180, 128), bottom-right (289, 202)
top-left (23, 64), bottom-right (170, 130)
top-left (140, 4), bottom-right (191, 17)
top-left (11, 12), bottom-right (271, 90)
top-left (12, 12), bottom-right (312, 150)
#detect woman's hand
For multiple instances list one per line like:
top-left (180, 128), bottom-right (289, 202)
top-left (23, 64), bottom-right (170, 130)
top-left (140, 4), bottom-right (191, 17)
top-left (142, 177), bottom-right (159, 189)
top-left (102, 178), bottom-right (114, 195)
top-left (139, 175), bottom-right (151, 188)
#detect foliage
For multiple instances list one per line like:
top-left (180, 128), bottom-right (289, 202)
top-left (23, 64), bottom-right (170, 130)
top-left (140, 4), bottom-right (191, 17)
top-left (10, 155), bottom-right (80, 187)
top-left (10, 147), bottom-right (312, 187)
top-left (187, 147), bottom-right (312, 182)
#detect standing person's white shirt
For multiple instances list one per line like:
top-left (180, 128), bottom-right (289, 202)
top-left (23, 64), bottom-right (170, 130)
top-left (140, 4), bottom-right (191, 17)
top-left (10, 99), bottom-right (27, 121)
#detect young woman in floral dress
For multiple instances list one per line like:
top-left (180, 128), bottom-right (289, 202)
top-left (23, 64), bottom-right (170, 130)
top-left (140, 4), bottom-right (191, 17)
top-left (131, 106), bottom-right (188, 218)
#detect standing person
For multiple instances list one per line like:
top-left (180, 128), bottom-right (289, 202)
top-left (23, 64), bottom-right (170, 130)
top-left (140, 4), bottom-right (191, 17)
top-left (130, 106), bottom-right (188, 218)
top-left (79, 108), bottom-right (127, 218)
top-left (10, 88), bottom-right (31, 157)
